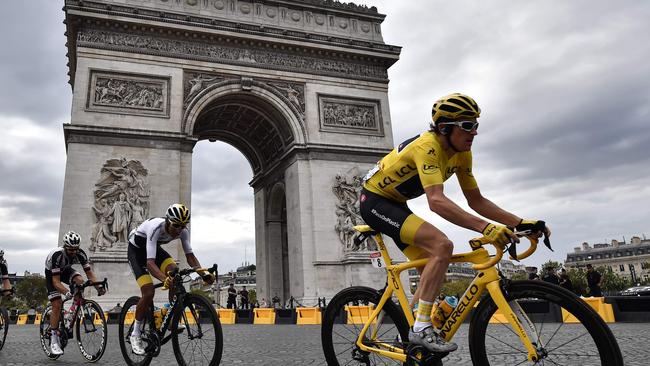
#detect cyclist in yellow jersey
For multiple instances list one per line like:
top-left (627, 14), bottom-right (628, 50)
top-left (360, 93), bottom-right (551, 353)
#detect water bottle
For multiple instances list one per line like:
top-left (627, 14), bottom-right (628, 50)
top-left (431, 296), bottom-right (458, 329)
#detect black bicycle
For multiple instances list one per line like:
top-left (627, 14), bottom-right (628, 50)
top-left (0, 288), bottom-right (15, 351)
top-left (118, 265), bottom-right (222, 366)
top-left (39, 279), bottom-right (108, 362)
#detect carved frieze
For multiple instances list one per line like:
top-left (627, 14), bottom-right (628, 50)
top-left (319, 95), bottom-right (383, 136)
top-left (183, 70), bottom-right (305, 120)
top-left (90, 158), bottom-right (150, 253)
top-left (77, 30), bottom-right (388, 81)
top-left (86, 70), bottom-right (170, 117)
top-left (333, 169), bottom-right (377, 253)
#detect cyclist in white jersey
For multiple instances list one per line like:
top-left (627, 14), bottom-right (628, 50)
top-left (127, 203), bottom-right (215, 355)
top-left (45, 231), bottom-right (106, 355)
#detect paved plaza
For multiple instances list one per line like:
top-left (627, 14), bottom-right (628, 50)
top-left (0, 323), bottom-right (646, 365)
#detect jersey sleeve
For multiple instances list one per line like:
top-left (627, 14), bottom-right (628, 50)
top-left (456, 152), bottom-right (478, 190)
top-left (0, 261), bottom-right (8, 278)
top-left (77, 249), bottom-right (92, 271)
top-left (179, 229), bottom-right (193, 255)
top-left (147, 229), bottom-right (161, 259)
top-left (413, 144), bottom-right (445, 188)
top-left (50, 251), bottom-right (63, 275)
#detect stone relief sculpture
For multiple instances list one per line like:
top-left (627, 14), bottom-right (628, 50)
top-left (90, 158), bottom-right (150, 252)
top-left (78, 30), bottom-right (388, 81)
top-left (323, 101), bottom-right (376, 128)
top-left (184, 73), bottom-right (223, 105)
top-left (269, 82), bottom-right (305, 114)
top-left (94, 77), bottom-right (164, 110)
top-left (332, 171), bottom-right (377, 252)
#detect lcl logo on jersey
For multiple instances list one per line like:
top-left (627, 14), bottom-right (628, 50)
top-left (422, 164), bottom-right (439, 175)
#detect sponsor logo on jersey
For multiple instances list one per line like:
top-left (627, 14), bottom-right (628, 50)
top-left (378, 176), bottom-right (397, 189)
top-left (395, 164), bottom-right (417, 178)
top-left (422, 164), bottom-right (439, 175)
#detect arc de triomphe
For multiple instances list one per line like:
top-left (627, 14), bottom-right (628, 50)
top-left (60, 0), bottom-right (404, 306)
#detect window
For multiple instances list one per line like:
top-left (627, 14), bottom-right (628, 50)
top-left (596, 255), bottom-right (602, 259)
top-left (619, 264), bottom-right (625, 272)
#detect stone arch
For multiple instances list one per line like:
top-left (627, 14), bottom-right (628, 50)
top-left (264, 181), bottom-right (290, 303)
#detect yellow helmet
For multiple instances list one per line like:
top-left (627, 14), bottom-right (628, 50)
top-left (166, 203), bottom-right (191, 225)
top-left (431, 93), bottom-right (481, 126)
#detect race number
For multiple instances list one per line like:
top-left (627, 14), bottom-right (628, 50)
top-left (370, 251), bottom-right (384, 269)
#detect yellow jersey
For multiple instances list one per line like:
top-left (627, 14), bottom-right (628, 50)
top-left (363, 132), bottom-right (478, 202)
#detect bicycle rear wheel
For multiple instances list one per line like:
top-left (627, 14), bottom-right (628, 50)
top-left (38, 305), bottom-right (61, 360)
top-left (171, 294), bottom-right (223, 366)
top-left (321, 286), bottom-right (410, 366)
top-left (469, 280), bottom-right (623, 365)
top-left (75, 300), bottom-right (107, 362)
top-left (0, 307), bottom-right (8, 351)
top-left (118, 296), bottom-right (155, 366)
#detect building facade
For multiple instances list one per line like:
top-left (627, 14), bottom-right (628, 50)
top-left (565, 236), bottom-right (650, 283)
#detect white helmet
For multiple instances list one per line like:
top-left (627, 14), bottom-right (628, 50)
top-left (63, 231), bottom-right (81, 248)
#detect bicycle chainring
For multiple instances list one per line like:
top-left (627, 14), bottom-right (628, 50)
top-left (406, 344), bottom-right (445, 366)
top-left (144, 331), bottom-right (161, 357)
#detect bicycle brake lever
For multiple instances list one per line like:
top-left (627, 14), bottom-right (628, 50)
top-left (507, 241), bottom-right (519, 261)
top-left (543, 235), bottom-right (553, 251)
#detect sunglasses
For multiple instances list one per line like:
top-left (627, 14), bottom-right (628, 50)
top-left (440, 120), bottom-right (479, 132)
top-left (169, 222), bottom-right (186, 230)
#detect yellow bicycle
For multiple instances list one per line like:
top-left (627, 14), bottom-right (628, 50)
top-left (321, 225), bottom-right (623, 365)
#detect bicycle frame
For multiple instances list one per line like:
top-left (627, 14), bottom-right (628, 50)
top-left (152, 287), bottom-right (189, 346)
top-left (354, 231), bottom-right (542, 363)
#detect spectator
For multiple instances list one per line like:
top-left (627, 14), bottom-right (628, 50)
top-left (541, 266), bottom-right (560, 285)
top-left (226, 283), bottom-right (237, 309)
top-left (586, 264), bottom-right (603, 297)
top-left (558, 268), bottom-right (574, 293)
top-left (259, 298), bottom-right (268, 308)
top-left (271, 294), bottom-right (281, 309)
top-left (239, 286), bottom-right (249, 310)
top-left (528, 272), bottom-right (540, 280)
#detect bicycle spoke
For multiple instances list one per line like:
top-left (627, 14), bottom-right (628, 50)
top-left (485, 332), bottom-right (526, 354)
top-left (546, 331), bottom-right (591, 353)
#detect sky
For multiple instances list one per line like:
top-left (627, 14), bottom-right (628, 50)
top-left (1, 0), bottom-right (649, 276)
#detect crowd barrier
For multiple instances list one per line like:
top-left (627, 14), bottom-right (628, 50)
top-left (8, 297), bottom-right (649, 326)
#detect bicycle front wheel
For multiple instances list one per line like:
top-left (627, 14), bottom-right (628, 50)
top-left (469, 280), bottom-right (623, 365)
top-left (38, 305), bottom-right (61, 360)
top-left (118, 296), bottom-right (155, 366)
top-left (75, 300), bottom-right (107, 362)
top-left (321, 286), bottom-right (410, 366)
top-left (171, 294), bottom-right (223, 366)
top-left (0, 307), bottom-right (8, 351)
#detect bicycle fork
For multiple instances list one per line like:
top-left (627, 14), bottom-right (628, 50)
top-left (487, 281), bottom-right (543, 362)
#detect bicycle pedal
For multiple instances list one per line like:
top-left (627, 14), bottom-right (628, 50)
top-left (406, 345), bottom-right (446, 366)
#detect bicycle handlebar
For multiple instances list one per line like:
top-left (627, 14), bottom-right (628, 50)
top-left (154, 264), bottom-right (218, 289)
top-left (71, 278), bottom-right (109, 296)
top-left (471, 232), bottom-right (541, 271)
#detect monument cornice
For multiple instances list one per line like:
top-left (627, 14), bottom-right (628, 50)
top-left (64, 0), bottom-right (400, 86)
top-left (63, 124), bottom-right (198, 152)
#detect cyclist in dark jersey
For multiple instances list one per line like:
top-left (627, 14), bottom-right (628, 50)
top-left (45, 231), bottom-right (106, 355)
top-left (360, 93), bottom-right (550, 353)
top-left (127, 203), bottom-right (215, 355)
top-left (1, 249), bottom-right (13, 297)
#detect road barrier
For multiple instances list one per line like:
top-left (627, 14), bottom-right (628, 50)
top-left (217, 309), bottom-right (236, 324)
top-left (296, 307), bottom-right (321, 325)
top-left (563, 297), bottom-right (615, 323)
top-left (253, 308), bottom-right (275, 324)
top-left (605, 296), bottom-right (650, 322)
top-left (34, 313), bottom-right (42, 325)
top-left (17, 314), bottom-right (28, 325)
top-left (345, 305), bottom-right (376, 325)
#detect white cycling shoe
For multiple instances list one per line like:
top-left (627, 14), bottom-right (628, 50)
top-left (408, 326), bottom-right (458, 353)
top-left (130, 335), bottom-right (146, 355)
top-left (50, 341), bottom-right (64, 355)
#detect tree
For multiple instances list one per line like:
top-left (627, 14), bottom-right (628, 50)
top-left (248, 289), bottom-right (257, 305)
top-left (599, 266), bottom-right (630, 295)
top-left (15, 274), bottom-right (47, 309)
top-left (566, 268), bottom-right (587, 296)
top-left (440, 278), bottom-right (473, 299)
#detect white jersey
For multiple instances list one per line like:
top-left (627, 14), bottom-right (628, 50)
top-left (129, 217), bottom-right (192, 259)
top-left (45, 247), bottom-right (91, 274)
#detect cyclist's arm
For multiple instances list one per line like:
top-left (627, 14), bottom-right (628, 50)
top-left (2, 279), bottom-right (10, 291)
top-left (463, 187), bottom-right (521, 227)
top-left (52, 275), bottom-right (69, 295)
top-left (424, 184), bottom-right (488, 233)
top-left (186, 252), bottom-right (201, 269)
top-left (78, 250), bottom-right (98, 283)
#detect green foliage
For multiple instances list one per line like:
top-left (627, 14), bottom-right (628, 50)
top-left (15, 274), bottom-right (47, 308)
top-left (566, 268), bottom-right (587, 296)
top-left (599, 266), bottom-right (630, 294)
top-left (190, 288), bottom-right (214, 303)
top-left (509, 272), bottom-right (528, 281)
top-left (248, 289), bottom-right (257, 304)
top-left (540, 260), bottom-right (562, 275)
top-left (440, 278), bottom-right (473, 299)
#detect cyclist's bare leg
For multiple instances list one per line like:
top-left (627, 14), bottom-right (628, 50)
top-left (413, 222), bottom-right (453, 305)
top-left (71, 274), bottom-right (84, 300)
top-left (406, 221), bottom-right (458, 353)
top-left (50, 297), bottom-right (63, 332)
top-left (410, 264), bottom-right (426, 309)
top-left (135, 283), bottom-right (154, 321)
